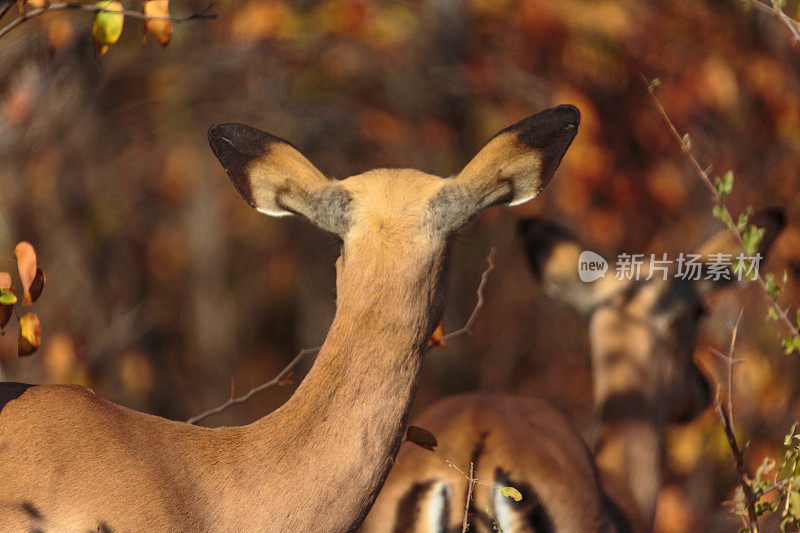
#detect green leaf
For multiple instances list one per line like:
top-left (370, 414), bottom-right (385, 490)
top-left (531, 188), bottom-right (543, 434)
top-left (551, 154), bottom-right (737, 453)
top-left (499, 486), bottom-right (522, 502)
top-left (713, 205), bottom-right (734, 229)
top-left (796, 308), bottom-right (800, 328)
top-left (783, 335), bottom-right (800, 355)
top-left (737, 206), bottom-right (753, 232)
top-left (742, 224), bottom-right (765, 256)
top-left (0, 289), bottom-right (17, 305)
top-left (786, 423), bottom-right (798, 446)
top-left (648, 78), bottom-right (661, 90)
top-left (682, 133), bottom-right (692, 151)
top-left (768, 306), bottom-right (780, 321)
top-left (790, 491), bottom-right (800, 520)
top-left (765, 273), bottom-right (781, 299)
top-left (715, 171), bottom-right (735, 200)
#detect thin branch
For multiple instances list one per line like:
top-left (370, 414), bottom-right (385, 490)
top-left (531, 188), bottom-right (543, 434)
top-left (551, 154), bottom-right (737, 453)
top-left (188, 248), bottom-right (499, 425)
top-left (641, 75), bottom-right (800, 342)
top-left (186, 347), bottom-right (319, 425)
top-left (430, 247), bottom-right (496, 349)
top-left (0, 1), bottom-right (216, 41)
top-left (713, 313), bottom-right (760, 532)
top-left (461, 461), bottom-right (476, 533)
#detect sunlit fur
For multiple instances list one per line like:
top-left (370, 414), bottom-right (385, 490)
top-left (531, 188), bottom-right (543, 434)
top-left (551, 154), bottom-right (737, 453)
top-left (0, 107), bottom-right (578, 532)
top-left (365, 212), bottom-right (783, 532)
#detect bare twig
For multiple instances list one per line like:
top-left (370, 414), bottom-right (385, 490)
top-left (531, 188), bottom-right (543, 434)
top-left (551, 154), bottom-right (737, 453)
top-left (461, 461), bottom-right (476, 533)
top-left (641, 75), bottom-right (800, 342)
top-left (713, 312), bottom-right (760, 532)
top-left (431, 248), bottom-right (496, 349)
top-left (186, 347), bottom-right (319, 425)
top-left (0, 1), bottom-right (216, 41)
top-left (188, 248), bottom-right (498, 425)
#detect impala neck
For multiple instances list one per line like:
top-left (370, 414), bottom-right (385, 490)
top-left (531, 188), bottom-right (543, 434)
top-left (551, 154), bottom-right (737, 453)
top-left (591, 344), bottom-right (663, 527)
top-left (246, 248), bottom-right (449, 531)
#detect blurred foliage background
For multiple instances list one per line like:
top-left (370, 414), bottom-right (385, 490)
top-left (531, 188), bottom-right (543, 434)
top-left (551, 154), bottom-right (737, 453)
top-left (1, 0), bottom-right (800, 530)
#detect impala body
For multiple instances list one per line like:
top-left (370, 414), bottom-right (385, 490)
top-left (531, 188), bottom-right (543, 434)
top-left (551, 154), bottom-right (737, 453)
top-left (0, 106), bottom-right (579, 531)
top-left (364, 211), bottom-right (783, 532)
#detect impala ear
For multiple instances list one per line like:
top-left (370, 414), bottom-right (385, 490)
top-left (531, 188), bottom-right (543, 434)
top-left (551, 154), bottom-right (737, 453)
top-left (208, 123), bottom-right (350, 235)
top-left (456, 105), bottom-right (579, 212)
top-left (519, 217), bottom-right (618, 314)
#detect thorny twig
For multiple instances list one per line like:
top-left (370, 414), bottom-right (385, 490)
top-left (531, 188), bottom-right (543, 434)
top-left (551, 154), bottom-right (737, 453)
top-left (641, 75), bottom-right (800, 343)
top-left (0, 2), bottom-right (216, 41)
top-left (462, 462), bottom-right (476, 533)
top-left (188, 248), bottom-right (498, 425)
top-left (713, 312), bottom-right (760, 532)
top-left (186, 347), bottom-right (318, 425)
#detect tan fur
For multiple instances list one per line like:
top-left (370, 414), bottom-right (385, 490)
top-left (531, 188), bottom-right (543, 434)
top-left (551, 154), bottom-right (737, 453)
top-left (0, 108), bottom-right (579, 532)
top-left (364, 212), bottom-right (783, 532)
top-left (363, 393), bottom-right (641, 533)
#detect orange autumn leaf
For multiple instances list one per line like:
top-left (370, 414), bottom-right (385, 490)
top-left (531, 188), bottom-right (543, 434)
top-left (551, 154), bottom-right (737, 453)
top-left (18, 312), bottom-right (41, 356)
top-left (277, 370), bottom-right (294, 387)
top-left (14, 241), bottom-right (36, 305)
top-left (428, 322), bottom-right (445, 348)
top-left (143, 0), bottom-right (172, 47)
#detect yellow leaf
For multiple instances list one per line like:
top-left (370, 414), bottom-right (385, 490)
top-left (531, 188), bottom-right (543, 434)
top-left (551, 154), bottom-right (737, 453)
top-left (499, 486), bottom-right (523, 502)
top-left (92, 1), bottom-right (124, 57)
top-left (14, 241), bottom-right (36, 305)
top-left (143, 0), bottom-right (172, 47)
top-left (18, 312), bottom-right (41, 357)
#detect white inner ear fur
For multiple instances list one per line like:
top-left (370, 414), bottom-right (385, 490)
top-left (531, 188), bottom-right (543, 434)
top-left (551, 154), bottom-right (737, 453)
top-left (256, 207), bottom-right (293, 217)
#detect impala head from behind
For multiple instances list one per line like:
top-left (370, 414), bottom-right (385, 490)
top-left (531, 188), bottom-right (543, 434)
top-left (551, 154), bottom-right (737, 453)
top-left (208, 106), bottom-right (579, 292)
top-left (519, 209), bottom-right (785, 522)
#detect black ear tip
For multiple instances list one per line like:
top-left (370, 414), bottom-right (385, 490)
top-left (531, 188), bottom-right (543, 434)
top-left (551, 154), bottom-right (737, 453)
top-left (554, 104), bottom-right (580, 127)
top-left (208, 124), bottom-right (223, 142)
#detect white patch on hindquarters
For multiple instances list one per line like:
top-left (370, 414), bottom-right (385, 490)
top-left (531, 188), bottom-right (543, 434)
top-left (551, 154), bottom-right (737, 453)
top-left (425, 481), bottom-right (451, 533)
top-left (492, 483), bottom-right (516, 533)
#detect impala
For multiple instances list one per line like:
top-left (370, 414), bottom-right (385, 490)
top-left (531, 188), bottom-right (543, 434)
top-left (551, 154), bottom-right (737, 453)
top-left (0, 105), bottom-right (579, 532)
top-left (363, 210), bottom-right (784, 532)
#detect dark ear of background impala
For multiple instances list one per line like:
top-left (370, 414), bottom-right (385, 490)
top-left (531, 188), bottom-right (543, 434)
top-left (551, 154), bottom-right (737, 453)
top-left (0, 1), bottom-right (798, 530)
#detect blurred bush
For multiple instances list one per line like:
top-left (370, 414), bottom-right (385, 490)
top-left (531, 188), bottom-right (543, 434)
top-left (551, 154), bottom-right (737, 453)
top-left (1, 0), bottom-right (800, 530)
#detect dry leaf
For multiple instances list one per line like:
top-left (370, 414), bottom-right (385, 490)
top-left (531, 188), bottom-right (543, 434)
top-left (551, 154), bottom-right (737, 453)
top-left (143, 0), bottom-right (172, 46)
top-left (277, 370), bottom-right (294, 387)
top-left (18, 312), bottom-right (41, 356)
top-left (405, 425), bottom-right (438, 451)
top-left (14, 241), bottom-right (36, 305)
top-left (28, 269), bottom-right (45, 304)
top-left (0, 272), bottom-right (11, 291)
top-left (0, 304), bottom-right (11, 329)
top-left (428, 322), bottom-right (446, 348)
